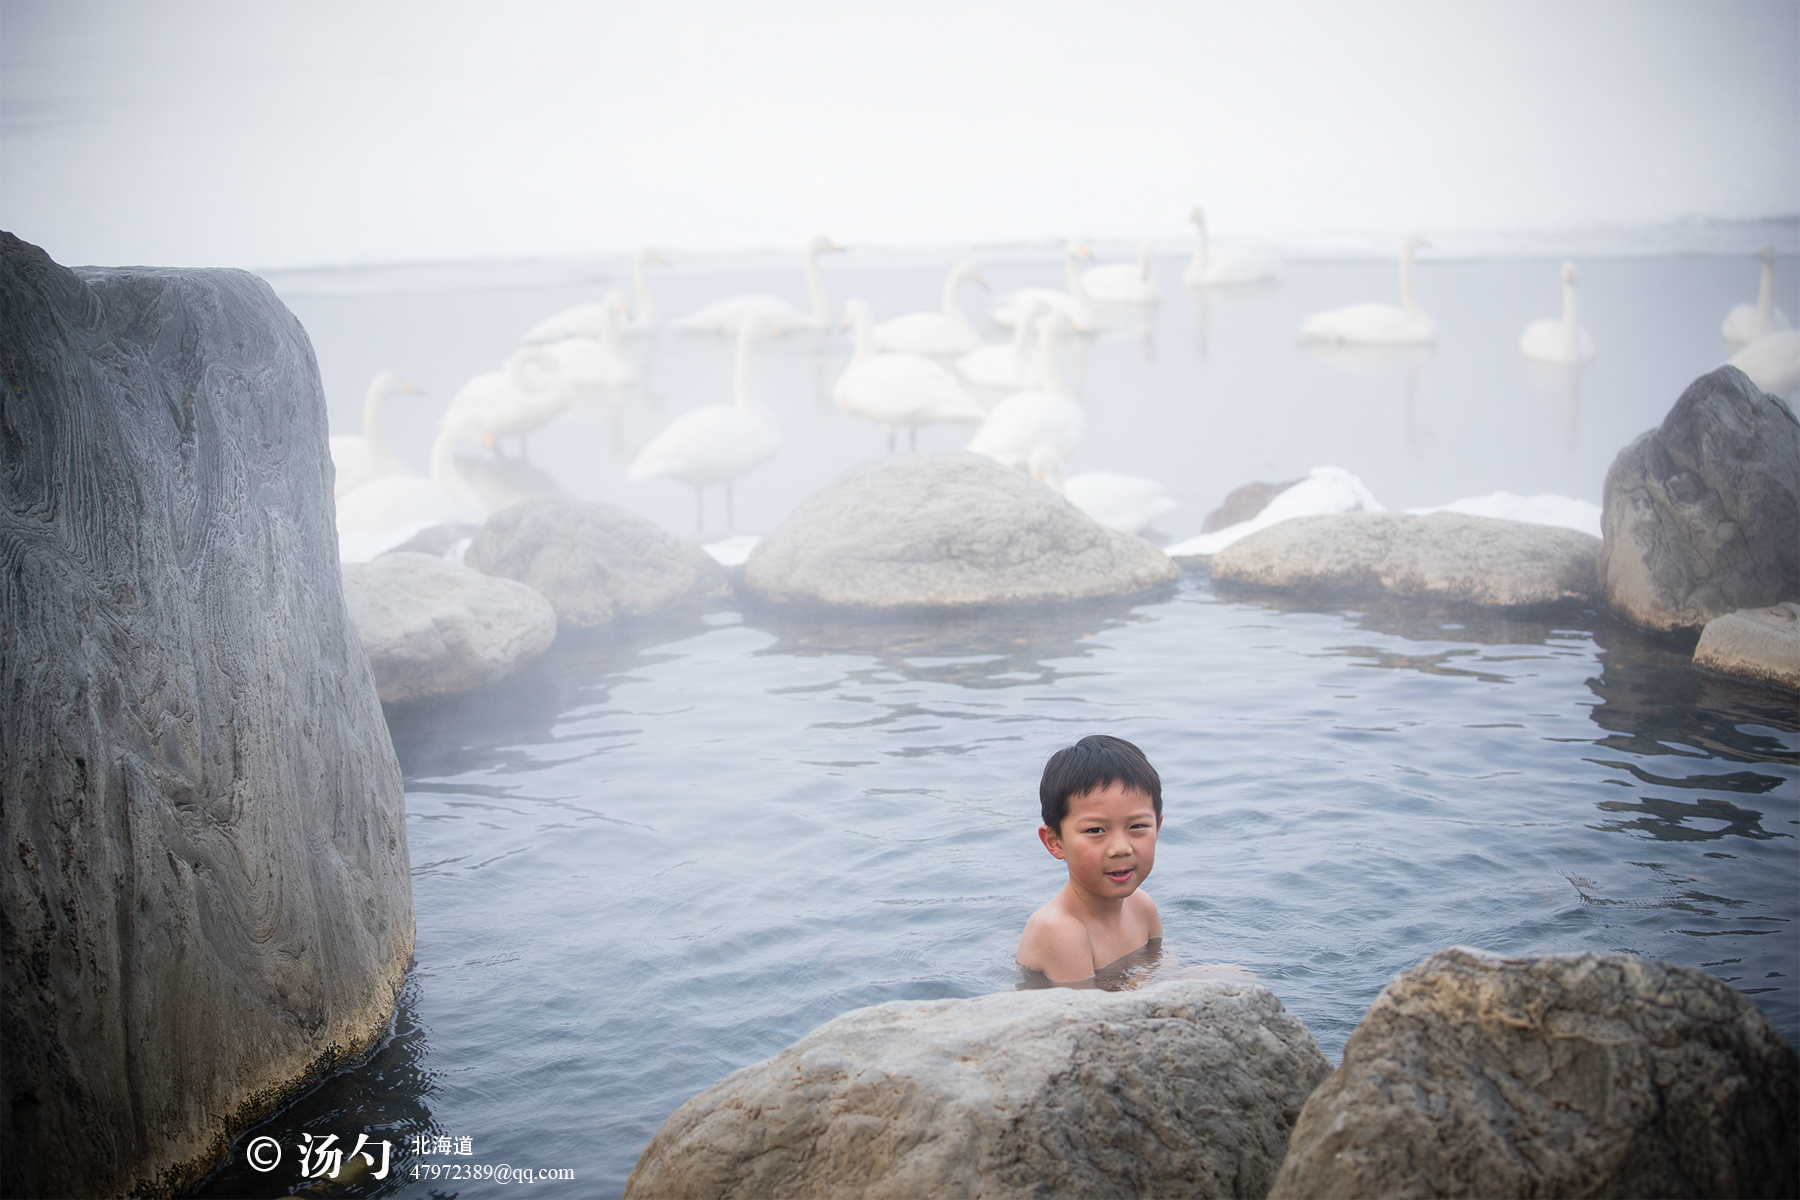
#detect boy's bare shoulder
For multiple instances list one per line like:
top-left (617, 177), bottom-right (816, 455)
top-left (1016, 899), bottom-right (1095, 982)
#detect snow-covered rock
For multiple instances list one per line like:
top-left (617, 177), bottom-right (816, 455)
top-left (1165, 466), bottom-right (1383, 559)
top-left (1406, 490), bottom-right (1602, 538)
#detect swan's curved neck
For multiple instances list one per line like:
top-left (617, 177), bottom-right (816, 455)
top-left (848, 306), bottom-right (876, 365)
top-left (1062, 247), bottom-right (1092, 316)
top-left (805, 244), bottom-right (831, 326)
top-left (601, 303), bottom-right (623, 355)
top-left (941, 268), bottom-right (974, 329)
top-left (1560, 275), bottom-right (1582, 353)
top-left (733, 328), bottom-right (768, 418)
top-left (1138, 241), bottom-right (1154, 280)
top-left (1190, 218), bottom-right (1210, 275)
top-left (633, 255), bottom-right (657, 325)
top-left (1398, 243), bottom-right (1421, 315)
top-left (361, 377), bottom-right (394, 458)
top-left (1758, 258), bottom-right (1777, 319)
top-left (427, 427), bottom-right (485, 519)
top-left (1037, 324), bottom-right (1065, 392)
top-left (1010, 308), bottom-right (1036, 356)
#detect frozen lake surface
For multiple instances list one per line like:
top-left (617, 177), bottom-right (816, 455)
top-left (195, 245), bottom-right (1798, 1199)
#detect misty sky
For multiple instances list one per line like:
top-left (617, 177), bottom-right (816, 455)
top-left (1, 0), bottom-right (1796, 270)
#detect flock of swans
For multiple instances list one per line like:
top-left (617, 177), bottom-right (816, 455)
top-left (330, 220), bottom-right (1798, 560)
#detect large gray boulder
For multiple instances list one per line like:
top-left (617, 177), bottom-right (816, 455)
top-left (745, 453), bottom-right (1179, 608)
top-left (1693, 602), bottom-right (1800, 692)
top-left (1270, 948), bottom-right (1799, 1200)
top-left (0, 233), bottom-right (413, 1197)
top-left (465, 495), bottom-right (729, 628)
top-left (342, 552), bottom-right (557, 703)
top-left (625, 979), bottom-right (1330, 1200)
top-left (1212, 511), bottom-right (1599, 608)
top-left (1599, 367), bottom-right (1800, 633)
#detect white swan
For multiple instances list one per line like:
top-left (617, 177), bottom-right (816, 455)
top-left (1184, 208), bottom-right (1280, 286)
top-left (836, 299), bottom-right (987, 450)
top-left (1519, 261), bottom-right (1595, 364)
top-left (441, 346), bottom-right (570, 454)
top-left (966, 313), bottom-right (1086, 474)
top-left (874, 261), bottom-right (986, 356)
top-left (521, 247), bottom-right (668, 343)
top-left (1722, 244), bottom-right (1792, 344)
top-left (540, 290), bottom-right (638, 388)
top-left (673, 236), bottom-right (843, 334)
top-left (1162, 467), bottom-right (1385, 558)
top-left (992, 240), bottom-right (1100, 331)
top-left (1728, 329), bottom-right (1800, 399)
top-left (329, 371), bottom-right (421, 499)
top-left (957, 296), bottom-right (1048, 391)
top-left (1081, 241), bottom-right (1161, 305)
top-left (627, 321), bottom-right (781, 529)
top-left (335, 424), bottom-right (487, 536)
top-left (1062, 471), bottom-right (1176, 534)
top-left (1300, 236), bottom-right (1437, 345)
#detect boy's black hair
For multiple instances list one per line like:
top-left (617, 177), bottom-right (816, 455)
top-left (1039, 735), bottom-right (1162, 834)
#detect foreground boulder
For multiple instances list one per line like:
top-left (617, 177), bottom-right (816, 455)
top-left (1599, 367), bottom-right (1799, 633)
top-left (1270, 948), bottom-right (1799, 1200)
top-left (465, 495), bottom-right (729, 628)
top-left (626, 979), bottom-right (1329, 1200)
top-left (342, 552), bottom-right (556, 703)
top-left (1693, 602), bottom-right (1800, 692)
top-left (1212, 511), bottom-right (1599, 607)
top-left (746, 453), bottom-right (1178, 608)
top-left (0, 233), bottom-right (413, 1197)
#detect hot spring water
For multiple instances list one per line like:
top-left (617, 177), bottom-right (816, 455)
top-left (195, 246), bottom-right (1798, 1198)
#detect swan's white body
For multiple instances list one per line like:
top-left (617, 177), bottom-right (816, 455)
top-left (1300, 236), bottom-right (1437, 345)
top-left (1162, 466), bottom-right (1385, 558)
top-left (335, 425), bottom-right (486, 535)
top-left (992, 241), bottom-right (1099, 331)
top-left (1519, 262), bottom-right (1595, 364)
top-left (966, 314), bottom-right (1086, 473)
top-left (1062, 471), bottom-right (1176, 534)
top-left (1081, 241), bottom-right (1160, 305)
top-left (1722, 245), bottom-right (1792, 344)
top-left (328, 371), bottom-right (420, 498)
top-left (627, 322), bottom-right (781, 491)
top-left (957, 297), bottom-right (1047, 391)
top-left (521, 248), bottom-right (668, 343)
top-left (674, 236), bottom-right (842, 334)
top-left (1729, 329), bottom-right (1800, 398)
top-left (835, 300), bottom-right (986, 443)
top-left (874, 261), bottom-right (986, 356)
top-left (541, 291), bottom-right (638, 387)
top-left (442, 347), bottom-right (569, 451)
top-left (1184, 208), bottom-right (1280, 286)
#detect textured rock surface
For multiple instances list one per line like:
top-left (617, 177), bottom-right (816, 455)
top-left (465, 495), bottom-right (729, 627)
top-left (746, 453), bottom-right (1179, 608)
top-left (1693, 602), bottom-right (1800, 692)
top-left (342, 552), bottom-right (556, 703)
top-left (1202, 478), bottom-right (1302, 533)
top-left (0, 233), bottom-right (413, 1197)
top-left (625, 979), bottom-right (1330, 1200)
top-left (1271, 948), bottom-right (1800, 1200)
top-left (1212, 511), bottom-right (1599, 607)
top-left (1599, 367), bottom-right (1800, 633)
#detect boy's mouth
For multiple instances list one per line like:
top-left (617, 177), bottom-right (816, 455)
top-left (1105, 868), bottom-right (1135, 883)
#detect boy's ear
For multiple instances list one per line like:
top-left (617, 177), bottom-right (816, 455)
top-left (1038, 823), bottom-right (1066, 860)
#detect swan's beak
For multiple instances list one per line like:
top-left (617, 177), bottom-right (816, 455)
top-left (827, 241), bottom-right (845, 254)
top-left (974, 272), bottom-right (991, 290)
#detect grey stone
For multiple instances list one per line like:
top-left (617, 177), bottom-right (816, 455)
top-left (1693, 602), bottom-right (1800, 692)
top-left (745, 453), bottom-right (1179, 609)
top-left (1270, 948), bottom-right (1800, 1200)
top-left (625, 979), bottom-right (1330, 1200)
top-left (341, 552), bottom-right (556, 703)
top-left (1202, 478), bottom-right (1303, 533)
top-left (465, 495), bottom-right (729, 628)
top-left (1211, 511), bottom-right (1599, 608)
top-left (1599, 366), bottom-right (1800, 633)
top-left (0, 232), bottom-right (412, 1197)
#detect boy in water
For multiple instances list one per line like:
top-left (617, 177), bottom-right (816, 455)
top-left (1016, 734), bottom-right (1164, 985)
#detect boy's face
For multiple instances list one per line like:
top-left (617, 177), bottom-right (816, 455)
top-left (1038, 781), bottom-right (1161, 901)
